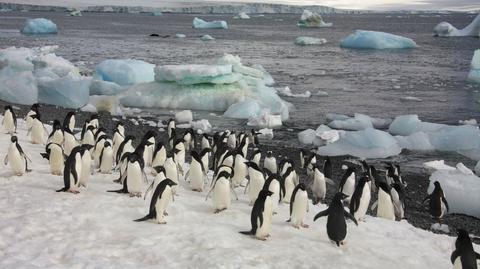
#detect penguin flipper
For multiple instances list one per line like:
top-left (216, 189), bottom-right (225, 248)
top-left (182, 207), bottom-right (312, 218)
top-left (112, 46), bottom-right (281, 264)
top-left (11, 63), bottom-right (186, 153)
top-left (476, 252), bottom-right (480, 260)
top-left (442, 196), bottom-right (450, 212)
top-left (344, 210), bottom-right (358, 226)
top-left (325, 177), bottom-right (335, 186)
top-left (450, 250), bottom-right (459, 264)
top-left (4, 154), bottom-right (8, 165)
top-left (314, 208), bottom-right (329, 221)
top-left (134, 213), bottom-right (155, 222)
top-left (40, 153), bottom-right (49, 160)
top-left (239, 230), bottom-right (254, 236)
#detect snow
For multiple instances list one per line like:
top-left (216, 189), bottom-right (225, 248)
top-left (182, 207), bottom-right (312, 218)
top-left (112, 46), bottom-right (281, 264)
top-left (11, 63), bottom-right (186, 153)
top-left (95, 59), bottom-right (155, 86)
top-left (423, 160), bottom-right (456, 172)
top-left (1, 116), bottom-right (478, 268)
top-left (175, 110), bottom-right (193, 123)
top-left (431, 223), bottom-right (450, 233)
top-left (297, 10), bottom-right (332, 28)
top-left (277, 86), bottom-right (311, 98)
top-left (340, 30), bottom-right (417, 50)
top-left (21, 18), bottom-right (58, 35)
top-left (192, 17), bottom-right (228, 29)
top-left (467, 49), bottom-right (480, 84)
top-left (426, 161), bottom-right (480, 218)
top-left (294, 36), bottom-right (327, 46)
top-left (200, 34), bottom-right (215, 41)
top-left (155, 64), bottom-right (233, 85)
top-left (433, 14), bottom-right (480, 37)
top-left (234, 12), bottom-right (250, 19)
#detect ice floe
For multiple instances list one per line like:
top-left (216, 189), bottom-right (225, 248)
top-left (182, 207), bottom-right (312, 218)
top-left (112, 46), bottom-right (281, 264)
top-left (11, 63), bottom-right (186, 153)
top-left (234, 12), bottom-right (250, 19)
top-left (21, 18), bottom-right (58, 35)
top-left (294, 37), bottom-right (327, 46)
top-left (278, 86), bottom-right (311, 98)
top-left (327, 113), bottom-right (392, 130)
top-left (175, 110), bottom-right (193, 123)
top-left (200, 34), bottom-right (215, 41)
top-left (193, 17), bottom-right (228, 29)
top-left (95, 59), bottom-right (155, 86)
top-left (340, 30), bottom-right (417, 50)
top-left (467, 49), bottom-right (480, 84)
top-left (297, 10), bottom-right (332, 28)
top-left (433, 14), bottom-right (480, 37)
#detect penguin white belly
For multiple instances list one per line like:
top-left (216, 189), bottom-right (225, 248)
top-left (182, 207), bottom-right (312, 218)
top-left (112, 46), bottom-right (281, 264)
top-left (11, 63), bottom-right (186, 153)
top-left (143, 144), bottom-right (154, 167)
top-left (440, 200), bottom-right (447, 219)
top-left (83, 132), bottom-right (95, 146)
top-left (269, 181), bottom-right (280, 213)
top-left (312, 171), bottom-right (326, 202)
top-left (112, 134), bottom-right (123, 157)
top-left (232, 164), bottom-right (246, 187)
top-left (50, 132), bottom-right (64, 145)
top-left (377, 189), bottom-right (395, 220)
top-left (80, 151), bottom-right (91, 186)
top-left (342, 175), bottom-right (356, 202)
top-left (165, 160), bottom-right (179, 184)
top-left (49, 146), bottom-right (64, 175)
top-left (93, 144), bottom-right (105, 168)
top-left (252, 155), bottom-right (261, 167)
top-left (291, 190), bottom-right (308, 226)
top-left (152, 150), bottom-right (166, 170)
top-left (100, 149), bottom-right (113, 174)
top-left (127, 162), bottom-right (143, 196)
top-left (248, 175), bottom-right (264, 205)
top-left (175, 147), bottom-right (185, 167)
top-left (256, 196), bottom-right (273, 239)
top-left (8, 145), bottom-right (25, 175)
top-left (283, 176), bottom-right (295, 203)
top-left (155, 185), bottom-right (172, 223)
top-left (31, 121), bottom-right (45, 144)
top-left (355, 185), bottom-right (371, 220)
top-left (213, 178), bottom-right (231, 210)
top-left (3, 112), bottom-right (15, 134)
top-left (264, 159), bottom-right (277, 174)
top-left (25, 112), bottom-right (35, 129)
top-left (453, 257), bottom-right (462, 269)
top-left (189, 161), bottom-right (204, 191)
top-left (64, 134), bottom-right (77, 156)
top-left (391, 189), bottom-right (404, 220)
top-left (68, 119), bottom-right (75, 133)
top-left (71, 154), bottom-right (83, 189)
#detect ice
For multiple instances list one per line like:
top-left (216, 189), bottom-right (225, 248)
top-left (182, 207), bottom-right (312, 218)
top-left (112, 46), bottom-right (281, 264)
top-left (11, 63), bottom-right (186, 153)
top-left (176, 33), bottom-right (186, 38)
top-left (200, 35), bottom-right (215, 41)
top-left (340, 30), bottom-right (417, 50)
top-left (21, 18), bottom-right (58, 35)
top-left (190, 119), bottom-right (212, 134)
top-left (89, 79), bottom-right (127, 96)
top-left (401, 96), bottom-right (423, 102)
top-left (459, 119), bottom-right (478, 125)
top-left (155, 64), bottom-right (233, 85)
top-left (389, 115), bottom-right (444, 136)
top-left (327, 113), bottom-right (391, 131)
top-left (423, 160), bottom-right (456, 172)
top-left (433, 14), bottom-right (480, 37)
top-left (430, 223), bottom-right (450, 233)
top-left (297, 10), bottom-right (332, 28)
top-left (295, 37), bottom-right (327, 46)
top-left (247, 110), bottom-right (283, 128)
top-left (223, 99), bottom-right (261, 119)
top-left (278, 86), bottom-right (311, 98)
top-left (95, 59), bottom-right (155, 86)
top-left (326, 113), bottom-right (351, 122)
top-left (88, 95), bottom-right (122, 115)
top-left (192, 17), bottom-right (228, 29)
top-left (234, 12), bottom-right (250, 19)
top-left (37, 73), bottom-right (91, 109)
top-left (69, 10), bottom-right (82, 16)
top-left (395, 132), bottom-right (434, 151)
top-left (427, 162), bottom-right (480, 218)
top-left (298, 125), bottom-right (339, 146)
top-left (175, 110), bottom-right (193, 123)
top-left (258, 128), bottom-right (273, 140)
top-left (467, 49), bottom-right (480, 84)
top-left (318, 128), bottom-right (402, 159)
top-left (0, 69), bottom-right (37, 105)
top-left (475, 161), bottom-right (480, 175)
top-left (298, 129), bottom-right (321, 145)
top-left (80, 103), bottom-right (97, 113)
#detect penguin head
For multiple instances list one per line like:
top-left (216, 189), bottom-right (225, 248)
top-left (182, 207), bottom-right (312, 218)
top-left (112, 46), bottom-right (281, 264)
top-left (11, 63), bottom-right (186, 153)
top-left (90, 114), bottom-right (99, 120)
top-left (30, 103), bottom-right (39, 111)
top-left (66, 111), bottom-right (75, 118)
top-left (10, 136), bottom-right (18, 143)
top-left (334, 192), bottom-right (349, 201)
top-left (4, 105), bottom-right (12, 112)
top-left (86, 125), bottom-right (95, 132)
top-left (164, 178), bottom-right (178, 186)
top-left (153, 166), bottom-right (166, 175)
top-left (433, 181), bottom-right (441, 189)
top-left (52, 120), bottom-right (62, 130)
top-left (143, 130), bottom-right (157, 141)
top-left (30, 114), bottom-right (40, 121)
top-left (104, 141), bottom-right (111, 148)
top-left (297, 183), bottom-right (307, 191)
top-left (456, 229), bottom-right (469, 239)
top-left (266, 151), bottom-right (273, 158)
top-left (125, 135), bottom-right (135, 142)
top-left (81, 144), bottom-right (94, 151)
top-left (259, 189), bottom-right (274, 197)
top-left (116, 122), bottom-right (124, 128)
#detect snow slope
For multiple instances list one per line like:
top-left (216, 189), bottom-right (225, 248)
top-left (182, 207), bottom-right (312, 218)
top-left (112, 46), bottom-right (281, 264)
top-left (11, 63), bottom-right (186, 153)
top-left (0, 116), bottom-right (478, 268)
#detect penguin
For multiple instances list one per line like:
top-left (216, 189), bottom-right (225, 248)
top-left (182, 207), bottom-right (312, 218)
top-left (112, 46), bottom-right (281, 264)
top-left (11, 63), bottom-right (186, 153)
top-left (93, 134), bottom-right (108, 168)
top-left (349, 173), bottom-right (371, 221)
top-left (305, 154), bottom-right (317, 176)
top-left (56, 146), bottom-right (83, 193)
top-left (240, 189), bottom-right (274, 241)
top-left (371, 181), bottom-right (395, 220)
top-left (167, 118), bottom-right (176, 139)
top-left (82, 125), bottom-right (96, 147)
top-left (145, 166), bottom-right (167, 199)
top-left (28, 114), bottom-right (47, 145)
top-left (218, 149), bottom-right (234, 169)
top-left (135, 178), bottom-right (177, 224)
top-left (79, 144), bottom-right (93, 187)
top-left (99, 141), bottom-right (114, 174)
top-left (47, 120), bottom-right (64, 145)
top-left (450, 229), bottom-right (480, 269)
top-left (237, 135), bottom-right (249, 158)
top-left (227, 131), bottom-right (236, 149)
top-left (323, 156), bottom-right (333, 182)
top-left (207, 171), bottom-right (237, 213)
top-left (164, 154), bottom-right (179, 186)
top-left (63, 111), bottom-right (75, 132)
top-left (311, 164), bottom-right (327, 204)
top-left (41, 143), bottom-right (64, 175)
top-left (251, 149), bottom-right (262, 167)
top-left (63, 127), bottom-right (79, 156)
top-left (391, 182), bottom-right (406, 221)
top-left (299, 149), bottom-right (307, 169)
top-left (89, 114), bottom-right (99, 131)
top-left (423, 181), bottom-right (449, 222)
top-left (2, 105), bottom-right (17, 134)
top-left (338, 166), bottom-right (356, 205)
top-left (201, 134), bottom-right (211, 151)
top-left (248, 129), bottom-right (260, 146)
top-left (200, 148), bottom-right (211, 179)
top-left (314, 192), bottom-right (358, 247)
top-left (361, 160), bottom-right (377, 193)
top-left (4, 136), bottom-right (30, 176)
top-left (112, 122), bottom-right (125, 158)
top-left (151, 142), bottom-right (167, 173)
top-left (245, 161), bottom-right (265, 206)
top-left (168, 128), bottom-right (177, 149)
top-left (187, 151), bottom-right (207, 192)
top-left (173, 139), bottom-right (186, 172)
top-left (262, 174), bottom-right (281, 214)
top-left (182, 128), bottom-right (195, 151)
top-left (386, 162), bottom-right (407, 187)
top-left (115, 135), bottom-right (135, 167)
top-left (281, 166), bottom-right (296, 203)
top-left (142, 130), bottom-right (156, 167)
top-left (108, 152), bottom-right (147, 197)
top-left (231, 151), bottom-right (247, 187)
top-left (288, 183), bottom-right (309, 229)
top-left (263, 151), bottom-right (277, 174)
top-left (25, 103), bottom-right (39, 130)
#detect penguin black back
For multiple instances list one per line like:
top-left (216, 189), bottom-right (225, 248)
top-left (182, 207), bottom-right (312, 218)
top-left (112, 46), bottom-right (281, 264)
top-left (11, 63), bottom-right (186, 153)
top-left (240, 189), bottom-right (274, 235)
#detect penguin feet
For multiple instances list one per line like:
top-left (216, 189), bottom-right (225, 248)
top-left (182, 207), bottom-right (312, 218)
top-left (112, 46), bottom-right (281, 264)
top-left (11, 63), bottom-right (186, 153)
top-left (293, 224), bottom-right (300, 229)
top-left (157, 220), bottom-right (167, 224)
top-left (68, 189), bottom-right (80, 194)
top-left (164, 211), bottom-right (169, 216)
top-left (340, 241), bottom-right (346, 246)
top-left (301, 223), bottom-right (309, 228)
top-left (214, 208), bottom-right (226, 214)
top-left (129, 193), bottom-right (142, 198)
top-left (256, 237), bottom-right (267, 241)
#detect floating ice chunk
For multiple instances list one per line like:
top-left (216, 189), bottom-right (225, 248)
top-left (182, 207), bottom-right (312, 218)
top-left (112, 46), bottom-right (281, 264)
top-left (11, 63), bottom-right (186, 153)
top-left (247, 110), bottom-right (282, 128)
top-left (21, 18), bottom-right (58, 35)
top-left (433, 14), bottom-right (480, 37)
top-left (234, 12), bottom-right (250, 19)
top-left (328, 114), bottom-right (373, 131)
top-left (298, 129), bottom-right (322, 146)
top-left (467, 49), bottom-right (480, 84)
top-left (423, 160), bottom-right (456, 171)
top-left (175, 110), bottom-right (193, 123)
top-left (251, 64), bottom-right (275, 86)
top-left (151, 11), bottom-right (162, 16)
top-left (459, 118), bottom-right (478, 125)
top-left (258, 128), bottom-right (273, 140)
top-left (0, 68), bottom-right (37, 105)
top-left (326, 113), bottom-right (350, 122)
top-left (389, 115), bottom-right (444, 136)
top-left (223, 99), bottom-right (261, 119)
top-left (316, 125), bottom-right (341, 144)
top-left (200, 35), bottom-right (215, 41)
top-left (318, 128), bottom-right (402, 159)
top-left (155, 64), bottom-right (233, 85)
top-left (430, 223), bottom-right (450, 233)
top-left (193, 17), bottom-right (228, 29)
top-left (176, 33), bottom-right (186, 38)
top-left (295, 37), bottom-right (327, 46)
top-left (401, 96), bottom-right (423, 102)
top-left (297, 10), bottom-right (332, 28)
top-left (80, 103), bottom-right (97, 113)
top-left (340, 30), bottom-right (417, 50)
top-left (95, 59), bottom-right (155, 86)
top-left (89, 80), bottom-right (126, 96)
top-left (191, 119), bottom-right (212, 134)
top-left (88, 95), bottom-right (122, 115)
top-left (278, 87), bottom-right (311, 98)
top-left (37, 73), bottom-right (91, 109)
top-left (395, 132), bottom-right (434, 150)
top-left (69, 10), bottom-right (82, 16)
top-left (427, 162), bottom-right (480, 218)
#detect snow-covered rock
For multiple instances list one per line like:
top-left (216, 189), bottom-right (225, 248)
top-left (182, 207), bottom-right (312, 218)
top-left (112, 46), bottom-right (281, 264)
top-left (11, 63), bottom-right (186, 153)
top-left (21, 18), bottom-right (57, 35)
top-left (340, 30), bottom-right (417, 50)
top-left (295, 36), bottom-right (327, 46)
top-left (95, 59), bottom-right (155, 86)
top-left (193, 17), bottom-right (228, 29)
top-left (234, 12), bottom-right (250, 19)
top-left (467, 49), bottom-right (480, 84)
top-left (297, 10), bottom-right (332, 28)
top-left (433, 14), bottom-right (480, 37)
top-left (175, 110), bottom-right (193, 123)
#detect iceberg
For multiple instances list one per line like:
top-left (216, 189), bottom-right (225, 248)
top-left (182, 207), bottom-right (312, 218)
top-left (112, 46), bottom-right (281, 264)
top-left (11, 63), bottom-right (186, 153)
top-left (0, 69), bottom-right (37, 105)
top-left (89, 79), bottom-right (127, 96)
top-left (234, 12), bottom-right (250, 19)
top-left (37, 73), bottom-right (91, 109)
top-left (298, 125), bottom-right (340, 146)
top-left (200, 35), bottom-right (215, 41)
top-left (175, 110), bottom-right (193, 123)
top-left (21, 18), bottom-right (58, 35)
top-left (297, 10), bottom-right (332, 28)
top-left (95, 59), bottom-right (155, 86)
top-left (467, 49), bottom-right (480, 84)
top-left (295, 37), bottom-right (327, 46)
top-left (193, 17), bottom-right (228, 29)
top-left (340, 30), bottom-right (417, 50)
top-left (155, 64), bottom-right (233, 85)
top-left (433, 14), bottom-right (480, 37)
top-left (223, 99), bottom-right (261, 119)
top-left (327, 113), bottom-right (391, 130)
top-left (69, 10), bottom-right (82, 16)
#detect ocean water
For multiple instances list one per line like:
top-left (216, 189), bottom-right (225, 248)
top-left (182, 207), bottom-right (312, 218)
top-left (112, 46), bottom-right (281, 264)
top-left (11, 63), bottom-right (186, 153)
top-left (0, 11), bottom-right (479, 149)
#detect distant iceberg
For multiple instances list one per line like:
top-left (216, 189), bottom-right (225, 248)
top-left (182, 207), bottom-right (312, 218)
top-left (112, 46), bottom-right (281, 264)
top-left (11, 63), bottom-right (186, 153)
top-left (200, 34), bottom-right (215, 41)
top-left (295, 36), bottom-right (327, 46)
top-left (433, 14), bottom-right (480, 37)
top-left (21, 18), bottom-right (57, 35)
top-left (69, 10), bottom-right (82, 16)
top-left (234, 12), bottom-right (250, 19)
top-left (193, 17), bottom-right (228, 29)
top-left (340, 30), bottom-right (417, 50)
top-left (467, 49), bottom-right (480, 84)
top-left (95, 59), bottom-right (155, 86)
top-left (297, 10), bottom-right (332, 28)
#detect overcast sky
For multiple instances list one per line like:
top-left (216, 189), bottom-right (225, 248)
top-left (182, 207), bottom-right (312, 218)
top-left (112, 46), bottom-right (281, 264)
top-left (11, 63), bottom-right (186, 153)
top-left (3, 0), bottom-right (480, 11)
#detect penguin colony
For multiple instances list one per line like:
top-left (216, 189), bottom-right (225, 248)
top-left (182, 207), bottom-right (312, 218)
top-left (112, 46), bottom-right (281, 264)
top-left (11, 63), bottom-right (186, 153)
top-left (2, 104), bottom-right (479, 267)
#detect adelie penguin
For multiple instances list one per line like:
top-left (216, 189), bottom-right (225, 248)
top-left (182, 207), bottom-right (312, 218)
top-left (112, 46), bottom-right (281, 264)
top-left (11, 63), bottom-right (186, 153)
top-left (263, 151), bottom-right (277, 174)
top-left (5, 136), bottom-right (31, 176)
top-left (108, 152), bottom-right (147, 197)
top-left (314, 192), bottom-right (358, 247)
top-left (41, 143), bottom-right (64, 175)
top-left (338, 165), bottom-right (356, 205)
top-left (2, 105), bottom-right (17, 135)
top-left (99, 141), bottom-right (114, 174)
top-left (245, 161), bottom-right (265, 206)
top-left (240, 189), bottom-right (274, 241)
top-left (281, 166), bottom-right (296, 203)
top-left (451, 229), bottom-right (480, 269)
top-left (112, 122), bottom-right (125, 158)
top-left (79, 144), bottom-right (94, 187)
top-left (206, 171), bottom-right (238, 213)
top-left (135, 178), bottom-right (177, 224)
top-left (391, 182), bottom-right (406, 221)
top-left (423, 181), bottom-right (449, 223)
top-left (28, 114), bottom-right (47, 145)
top-left (47, 120), bottom-right (64, 145)
top-left (63, 126), bottom-right (79, 156)
top-left (56, 146), bottom-right (84, 193)
top-left (187, 150), bottom-right (207, 192)
top-left (25, 103), bottom-right (39, 130)
top-left (262, 173), bottom-right (281, 214)
top-left (231, 150), bottom-right (247, 187)
top-left (63, 111), bottom-right (75, 133)
top-left (287, 183), bottom-right (309, 229)
top-left (371, 181), bottom-right (395, 221)
top-left (151, 142), bottom-right (166, 174)
top-left (311, 163), bottom-right (335, 205)
top-left (82, 125), bottom-right (96, 147)
top-left (349, 173), bottom-right (371, 221)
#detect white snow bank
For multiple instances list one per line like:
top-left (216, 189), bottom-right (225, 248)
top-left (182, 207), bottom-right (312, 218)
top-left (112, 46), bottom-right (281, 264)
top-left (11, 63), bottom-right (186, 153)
top-left (21, 18), bottom-right (57, 35)
top-left (295, 37), bottom-right (327, 46)
top-left (433, 14), bottom-right (480, 37)
top-left (95, 59), bottom-right (155, 86)
top-left (175, 110), bottom-right (193, 123)
top-left (297, 10), bottom-right (332, 28)
top-left (426, 161), bottom-right (480, 218)
top-left (467, 49), bottom-right (480, 84)
top-left (234, 12), bottom-right (250, 19)
top-left (193, 17), bottom-right (228, 29)
top-left (340, 30), bottom-right (417, 50)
